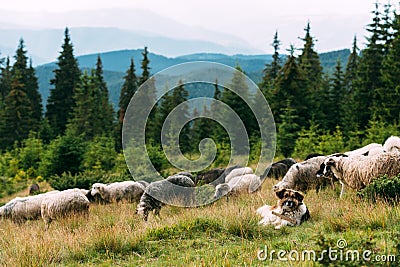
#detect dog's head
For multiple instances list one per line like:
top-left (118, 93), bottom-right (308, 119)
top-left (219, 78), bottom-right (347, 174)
top-left (275, 188), bottom-right (304, 211)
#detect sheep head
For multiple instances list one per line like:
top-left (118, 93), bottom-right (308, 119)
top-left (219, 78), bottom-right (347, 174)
top-left (214, 183), bottom-right (231, 199)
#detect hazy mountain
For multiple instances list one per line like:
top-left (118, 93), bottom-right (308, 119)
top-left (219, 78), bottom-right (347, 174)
top-left (35, 48), bottom-right (350, 110)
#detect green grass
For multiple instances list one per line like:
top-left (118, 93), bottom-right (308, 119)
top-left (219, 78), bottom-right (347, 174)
top-left (0, 179), bottom-right (399, 266)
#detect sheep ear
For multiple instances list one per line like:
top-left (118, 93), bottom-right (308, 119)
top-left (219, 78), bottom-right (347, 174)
top-left (275, 188), bottom-right (286, 199)
top-left (325, 158), bottom-right (336, 166)
top-left (294, 191), bottom-right (305, 202)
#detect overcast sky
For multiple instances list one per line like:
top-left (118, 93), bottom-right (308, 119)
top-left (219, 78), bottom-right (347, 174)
top-left (0, 0), bottom-right (386, 54)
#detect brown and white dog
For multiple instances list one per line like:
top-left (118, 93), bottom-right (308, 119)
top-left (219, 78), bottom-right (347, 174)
top-left (257, 188), bottom-right (310, 229)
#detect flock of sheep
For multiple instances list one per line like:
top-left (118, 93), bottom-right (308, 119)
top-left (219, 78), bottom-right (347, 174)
top-left (0, 166), bottom-right (262, 227)
top-left (1, 135), bottom-right (399, 228)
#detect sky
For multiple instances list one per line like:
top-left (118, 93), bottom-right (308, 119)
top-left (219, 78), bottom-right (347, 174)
top-left (0, 0), bottom-right (385, 54)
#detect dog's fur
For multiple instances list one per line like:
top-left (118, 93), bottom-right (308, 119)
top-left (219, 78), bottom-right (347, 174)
top-left (257, 189), bottom-right (310, 229)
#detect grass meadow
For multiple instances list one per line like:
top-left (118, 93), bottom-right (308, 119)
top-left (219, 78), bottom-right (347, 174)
top-left (0, 178), bottom-right (399, 266)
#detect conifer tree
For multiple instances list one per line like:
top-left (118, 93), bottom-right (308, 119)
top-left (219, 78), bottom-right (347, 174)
top-left (272, 45), bottom-right (308, 128)
top-left (0, 57), bottom-right (11, 101)
top-left (261, 31), bottom-right (281, 100)
top-left (277, 100), bottom-right (300, 157)
top-left (116, 58), bottom-right (138, 150)
top-left (329, 59), bottom-right (345, 129)
top-left (67, 71), bottom-right (106, 140)
top-left (0, 76), bottom-right (33, 149)
top-left (11, 39), bottom-right (42, 131)
top-left (379, 9), bottom-right (400, 123)
top-left (343, 36), bottom-right (360, 135)
top-left (355, 3), bottom-right (385, 126)
top-left (46, 28), bottom-right (81, 137)
top-left (94, 55), bottom-right (114, 135)
top-left (298, 22), bottom-right (323, 126)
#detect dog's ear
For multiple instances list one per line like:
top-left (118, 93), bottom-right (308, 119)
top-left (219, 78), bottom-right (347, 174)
top-left (275, 188), bottom-right (286, 199)
top-left (294, 191), bottom-right (305, 202)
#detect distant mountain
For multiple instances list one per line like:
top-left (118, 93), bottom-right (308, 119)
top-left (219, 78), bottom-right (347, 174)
top-left (35, 48), bottom-right (350, 110)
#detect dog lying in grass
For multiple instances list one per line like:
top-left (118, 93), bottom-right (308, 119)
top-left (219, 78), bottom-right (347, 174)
top-left (257, 188), bottom-right (310, 229)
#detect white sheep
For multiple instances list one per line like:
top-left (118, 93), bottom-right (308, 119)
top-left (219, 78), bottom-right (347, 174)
top-left (214, 174), bottom-right (261, 199)
top-left (0, 191), bottom-right (59, 224)
top-left (383, 136), bottom-right (400, 153)
top-left (322, 151), bottom-right (400, 197)
top-left (91, 181), bottom-right (146, 203)
top-left (344, 143), bottom-right (384, 157)
top-left (41, 188), bottom-right (90, 229)
top-left (273, 156), bottom-right (328, 193)
top-left (224, 167), bottom-right (253, 183)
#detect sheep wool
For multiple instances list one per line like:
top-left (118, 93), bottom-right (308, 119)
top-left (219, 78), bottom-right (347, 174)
top-left (273, 156), bottom-right (328, 193)
top-left (326, 151), bottom-right (400, 191)
top-left (41, 189), bottom-right (90, 228)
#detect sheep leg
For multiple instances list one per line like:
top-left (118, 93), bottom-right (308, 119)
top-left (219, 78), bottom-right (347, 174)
top-left (339, 181), bottom-right (345, 198)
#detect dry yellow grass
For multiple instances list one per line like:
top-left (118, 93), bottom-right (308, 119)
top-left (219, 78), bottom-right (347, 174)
top-left (0, 179), bottom-right (399, 266)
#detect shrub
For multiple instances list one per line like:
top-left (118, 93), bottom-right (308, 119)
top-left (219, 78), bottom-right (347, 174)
top-left (82, 136), bottom-right (117, 171)
top-left (357, 174), bottom-right (400, 204)
top-left (39, 133), bottom-right (86, 178)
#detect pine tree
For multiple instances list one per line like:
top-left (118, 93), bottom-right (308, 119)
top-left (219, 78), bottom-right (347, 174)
top-left (379, 8), bottom-right (400, 123)
top-left (94, 55), bottom-right (114, 135)
top-left (116, 58), bottom-right (138, 150)
top-left (261, 30), bottom-right (281, 100)
top-left (272, 45), bottom-right (308, 128)
top-left (277, 100), bottom-right (300, 157)
top-left (156, 81), bottom-right (190, 153)
top-left (298, 21), bottom-right (324, 126)
top-left (46, 28), bottom-right (81, 137)
top-left (356, 3), bottom-right (386, 126)
top-left (0, 76), bottom-right (33, 149)
top-left (67, 70), bottom-right (107, 140)
top-left (343, 36), bottom-right (360, 135)
top-left (329, 59), bottom-right (346, 129)
top-left (0, 57), bottom-right (11, 101)
top-left (26, 59), bottom-right (43, 130)
top-left (138, 47), bottom-right (158, 144)
top-left (11, 39), bottom-right (42, 131)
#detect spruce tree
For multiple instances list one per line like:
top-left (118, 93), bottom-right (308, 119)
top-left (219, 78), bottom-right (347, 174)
top-left (0, 76), bottom-right (33, 149)
top-left (261, 31), bottom-right (281, 100)
top-left (0, 57), bottom-right (11, 101)
top-left (356, 3), bottom-right (385, 126)
top-left (11, 39), bottom-right (42, 131)
top-left (46, 28), bottom-right (81, 137)
top-left (94, 55), bottom-right (114, 135)
top-left (329, 59), bottom-right (345, 129)
top-left (343, 36), bottom-right (360, 135)
top-left (272, 45), bottom-right (308, 128)
top-left (67, 70), bottom-right (107, 140)
top-left (298, 22), bottom-right (323, 126)
top-left (379, 9), bottom-right (400, 123)
top-left (116, 58), bottom-right (138, 150)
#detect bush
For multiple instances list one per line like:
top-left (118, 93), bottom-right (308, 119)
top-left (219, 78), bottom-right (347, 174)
top-left (82, 136), bottom-right (117, 171)
top-left (357, 175), bottom-right (400, 204)
top-left (39, 133), bottom-right (86, 178)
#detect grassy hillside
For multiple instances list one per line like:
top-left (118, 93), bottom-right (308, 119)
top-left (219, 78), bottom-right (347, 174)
top-left (0, 178), bottom-right (399, 266)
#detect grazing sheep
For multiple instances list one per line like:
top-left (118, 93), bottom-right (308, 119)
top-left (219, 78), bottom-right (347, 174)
top-left (0, 191), bottom-right (59, 224)
top-left (383, 136), bottom-right (400, 153)
top-left (196, 166), bottom-right (240, 185)
top-left (261, 158), bottom-right (297, 180)
top-left (41, 189), bottom-right (90, 228)
top-left (28, 183), bottom-right (40, 195)
top-left (345, 143), bottom-right (384, 157)
top-left (304, 153), bottom-right (324, 160)
top-left (136, 174), bottom-right (195, 221)
top-left (322, 151), bottom-right (400, 197)
top-left (224, 167), bottom-right (253, 183)
top-left (91, 181), bottom-right (146, 203)
top-left (214, 174), bottom-right (262, 199)
top-left (273, 156), bottom-right (328, 193)
top-left (137, 180), bottom-right (150, 188)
